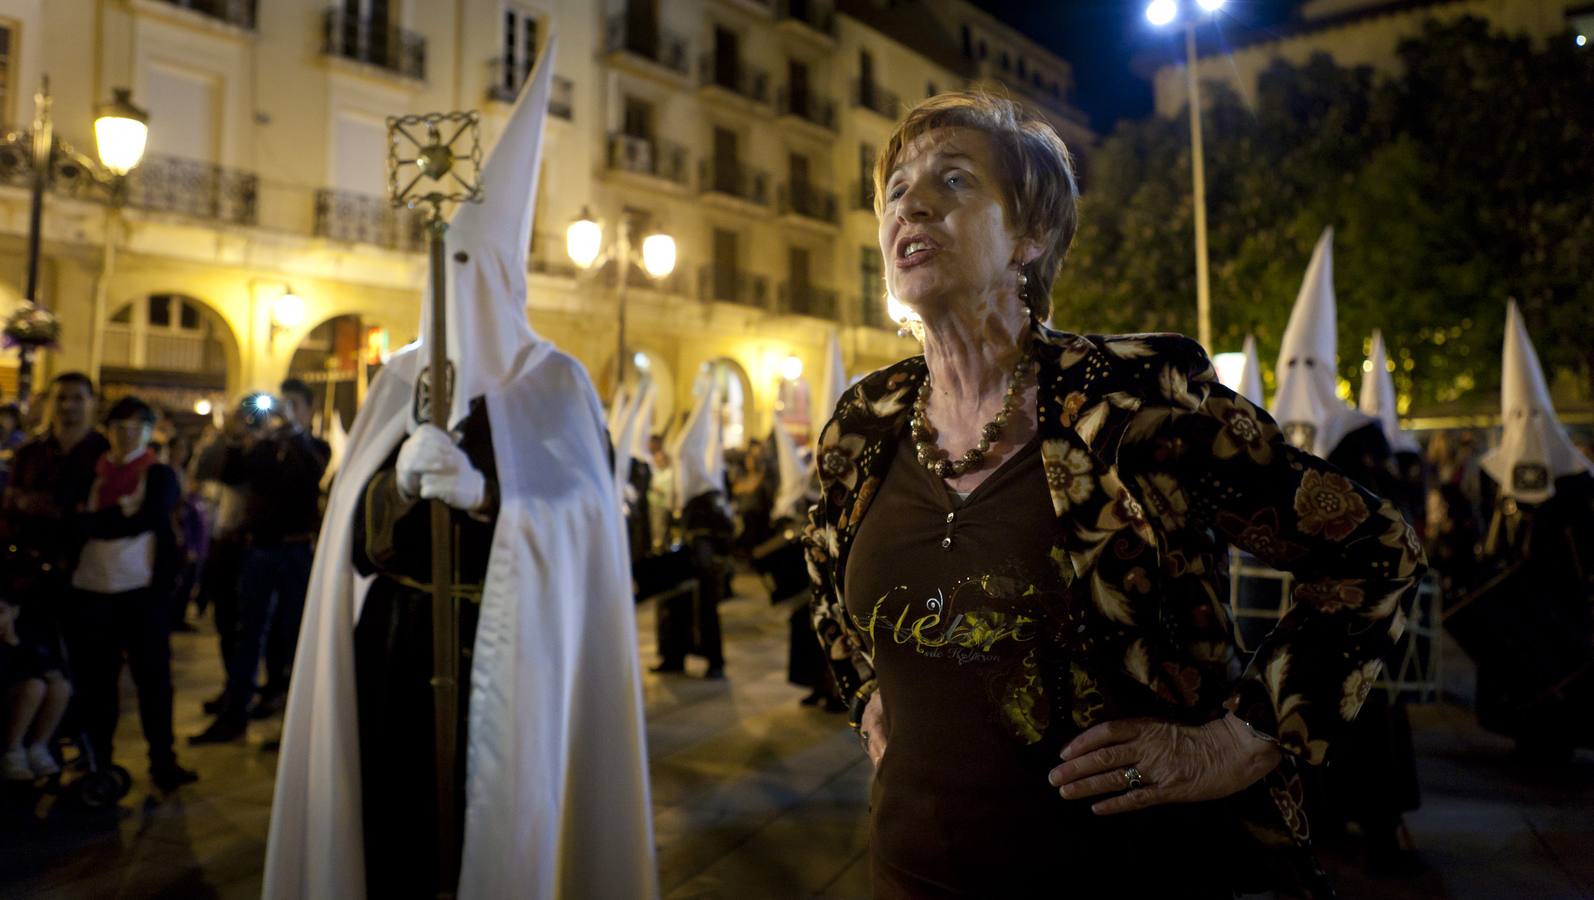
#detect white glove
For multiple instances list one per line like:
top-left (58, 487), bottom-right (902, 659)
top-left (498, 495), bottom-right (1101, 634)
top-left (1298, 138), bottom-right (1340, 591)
top-left (396, 425), bottom-right (486, 511)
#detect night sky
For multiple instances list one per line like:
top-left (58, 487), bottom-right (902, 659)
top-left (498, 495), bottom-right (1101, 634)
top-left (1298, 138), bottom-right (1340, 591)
top-left (972, 0), bottom-right (1306, 132)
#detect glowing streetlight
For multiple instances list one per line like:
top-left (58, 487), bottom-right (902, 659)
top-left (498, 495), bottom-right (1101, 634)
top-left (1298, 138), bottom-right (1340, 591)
top-left (566, 209), bottom-right (603, 269)
top-left (93, 88), bottom-right (150, 176)
top-left (272, 289), bottom-right (306, 328)
top-left (1145, 0), bottom-right (1177, 26)
top-left (640, 232), bottom-right (677, 279)
top-left (1195, 0), bottom-right (1226, 11)
top-left (194, 399), bottom-right (213, 416)
top-left (780, 355), bottom-right (804, 382)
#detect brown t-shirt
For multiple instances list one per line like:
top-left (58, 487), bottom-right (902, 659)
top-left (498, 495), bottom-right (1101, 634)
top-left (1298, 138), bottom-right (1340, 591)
top-left (847, 435), bottom-right (1235, 897)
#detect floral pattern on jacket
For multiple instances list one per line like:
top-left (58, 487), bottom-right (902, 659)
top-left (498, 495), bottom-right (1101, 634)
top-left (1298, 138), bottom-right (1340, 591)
top-left (804, 324), bottom-right (1425, 898)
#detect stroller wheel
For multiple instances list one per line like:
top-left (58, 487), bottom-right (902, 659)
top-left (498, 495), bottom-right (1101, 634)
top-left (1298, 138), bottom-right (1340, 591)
top-left (72, 771), bottom-right (120, 809)
top-left (108, 765), bottom-right (133, 798)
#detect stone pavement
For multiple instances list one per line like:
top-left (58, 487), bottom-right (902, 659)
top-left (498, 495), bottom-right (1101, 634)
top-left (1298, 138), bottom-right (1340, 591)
top-left (1, 574), bottom-right (1589, 899)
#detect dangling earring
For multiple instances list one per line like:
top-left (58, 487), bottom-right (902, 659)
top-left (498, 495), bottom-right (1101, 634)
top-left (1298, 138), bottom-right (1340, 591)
top-left (1016, 268), bottom-right (1029, 300)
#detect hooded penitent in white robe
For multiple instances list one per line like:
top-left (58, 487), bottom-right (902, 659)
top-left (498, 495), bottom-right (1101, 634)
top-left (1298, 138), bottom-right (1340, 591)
top-left (612, 378), bottom-right (648, 499)
top-left (319, 409), bottom-right (349, 492)
top-left (630, 378), bottom-right (657, 461)
top-left (669, 374), bottom-right (724, 511)
top-left (264, 40), bottom-right (657, 900)
top-left (1236, 334), bottom-right (1265, 408)
top-left (770, 419), bottom-right (813, 524)
top-left (1359, 330), bottom-right (1420, 456)
top-left (1272, 227), bottom-right (1375, 457)
top-left (1480, 301), bottom-right (1593, 504)
top-left (823, 333), bottom-right (848, 426)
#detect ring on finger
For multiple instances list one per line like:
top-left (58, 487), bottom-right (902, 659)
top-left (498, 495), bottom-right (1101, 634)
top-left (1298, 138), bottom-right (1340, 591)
top-left (1122, 766), bottom-right (1146, 791)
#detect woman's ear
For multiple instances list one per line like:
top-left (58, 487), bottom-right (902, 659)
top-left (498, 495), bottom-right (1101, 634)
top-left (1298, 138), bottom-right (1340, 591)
top-left (1012, 238), bottom-right (1043, 268)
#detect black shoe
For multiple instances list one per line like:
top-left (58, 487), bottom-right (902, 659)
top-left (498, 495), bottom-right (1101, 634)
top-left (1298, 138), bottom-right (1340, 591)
top-left (188, 718), bottom-right (247, 746)
top-left (248, 691), bottom-right (287, 720)
top-left (799, 690), bottom-right (825, 707)
top-left (201, 692), bottom-right (228, 716)
top-left (649, 662), bottom-right (685, 674)
top-left (150, 762), bottom-right (199, 792)
top-left (703, 665), bottom-right (725, 680)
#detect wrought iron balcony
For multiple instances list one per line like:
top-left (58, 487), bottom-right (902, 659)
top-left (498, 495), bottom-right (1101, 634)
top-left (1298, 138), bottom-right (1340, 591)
top-left (321, 9), bottom-right (427, 81)
top-left (851, 78), bottom-right (900, 119)
top-left (152, 0), bottom-right (257, 30)
top-left (853, 180), bottom-right (875, 212)
top-left (775, 86), bottom-right (837, 130)
top-left (699, 159), bottom-right (770, 206)
top-left (778, 282), bottom-right (839, 320)
top-left (313, 189), bottom-right (425, 252)
top-left (698, 54), bottom-right (770, 105)
top-left (607, 133), bottom-right (690, 185)
top-left (487, 59), bottom-right (574, 120)
top-left (859, 293), bottom-right (894, 330)
top-left (699, 264), bottom-right (769, 307)
top-left (775, 0), bottom-right (837, 38)
top-left (127, 155), bottom-right (258, 226)
top-left (778, 181), bottom-right (837, 225)
top-left (604, 15), bottom-right (690, 77)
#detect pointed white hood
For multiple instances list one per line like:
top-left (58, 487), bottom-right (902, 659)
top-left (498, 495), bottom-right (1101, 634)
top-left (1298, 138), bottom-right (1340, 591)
top-left (1359, 330), bottom-right (1420, 455)
top-left (1272, 227), bottom-right (1372, 457)
top-left (629, 379), bottom-right (656, 460)
top-left (770, 420), bottom-right (813, 524)
top-left (409, 38), bottom-right (557, 431)
top-left (611, 379), bottom-right (646, 495)
top-left (320, 408), bottom-right (349, 491)
top-left (1480, 301), bottom-right (1592, 503)
top-left (823, 334), bottom-right (848, 428)
top-left (607, 383), bottom-right (632, 436)
top-left (670, 375), bottom-right (724, 510)
top-left (1236, 334), bottom-right (1265, 407)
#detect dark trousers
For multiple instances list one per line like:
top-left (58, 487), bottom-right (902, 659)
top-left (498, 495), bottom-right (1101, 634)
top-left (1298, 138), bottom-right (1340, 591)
top-left (202, 537), bottom-right (245, 675)
top-left (222, 542), bottom-right (312, 718)
top-left (354, 585), bottom-right (479, 899)
top-left (656, 537), bottom-right (725, 668)
top-left (61, 588), bottom-right (176, 771)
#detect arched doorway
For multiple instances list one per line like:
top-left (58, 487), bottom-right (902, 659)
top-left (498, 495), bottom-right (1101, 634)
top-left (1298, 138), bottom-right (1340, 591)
top-left (101, 293), bottom-right (237, 418)
top-left (287, 314), bottom-right (391, 437)
top-left (696, 357), bottom-right (751, 451)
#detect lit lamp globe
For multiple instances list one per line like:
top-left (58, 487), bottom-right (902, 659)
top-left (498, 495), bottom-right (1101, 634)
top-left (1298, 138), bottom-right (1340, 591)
top-left (273, 290), bottom-right (306, 329)
top-left (1144, 0), bottom-right (1177, 26)
top-left (94, 88), bottom-right (150, 176)
top-left (566, 212), bottom-right (603, 270)
top-left (640, 233), bottom-right (677, 279)
top-left (780, 354), bottom-right (804, 382)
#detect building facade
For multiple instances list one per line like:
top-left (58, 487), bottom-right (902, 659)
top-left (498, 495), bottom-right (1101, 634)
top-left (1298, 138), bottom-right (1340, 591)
top-left (4, 0), bottom-right (1090, 445)
top-left (1152, 0), bottom-right (1592, 117)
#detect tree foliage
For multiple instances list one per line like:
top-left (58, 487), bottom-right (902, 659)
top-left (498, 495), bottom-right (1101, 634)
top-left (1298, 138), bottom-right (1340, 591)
top-left (1053, 18), bottom-right (1594, 411)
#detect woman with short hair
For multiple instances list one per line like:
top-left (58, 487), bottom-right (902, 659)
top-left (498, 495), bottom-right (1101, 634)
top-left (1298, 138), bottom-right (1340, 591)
top-left (805, 92), bottom-right (1423, 898)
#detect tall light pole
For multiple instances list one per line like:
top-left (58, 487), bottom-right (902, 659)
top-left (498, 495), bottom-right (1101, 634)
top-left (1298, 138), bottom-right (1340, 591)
top-left (3, 78), bottom-right (149, 403)
top-left (1147, 0), bottom-right (1222, 351)
top-left (567, 207), bottom-right (677, 393)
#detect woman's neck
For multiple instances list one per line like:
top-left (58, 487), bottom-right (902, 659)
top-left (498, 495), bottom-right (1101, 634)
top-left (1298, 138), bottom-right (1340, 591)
top-left (919, 294), bottom-right (1029, 414)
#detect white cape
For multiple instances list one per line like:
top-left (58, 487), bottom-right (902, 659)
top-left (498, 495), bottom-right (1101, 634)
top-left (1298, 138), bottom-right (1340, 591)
top-left (264, 344), bottom-right (658, 900)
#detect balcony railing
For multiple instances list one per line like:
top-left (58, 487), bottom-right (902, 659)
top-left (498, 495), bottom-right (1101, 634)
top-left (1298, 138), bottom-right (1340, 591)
top-left (851, 78), bottom-right (899, 119)
top-left (322, 9), bottom-right (427, 81)
top-left (775, 0), bottom-right (837, 38)
top-left (127, 155), bottom-right (259, 226)
top-left (607, 133), bottom-right (690, 185)
top-left (604, 15), bottom-right (690, 77)
top-left (775, 86), bottom-right (837, 130)
top-left (698, 53), bottom-right (770, 104)
top-left (486, 59), bottom-right (574, 120)
top-left (699, 264), bottom-right (769, 307)
top-left (699, 159), bottom-right (770, 206)
top-left (853, 180), bottom-right (875, 212)
top-left (778, 181), bottom-right (837, 224)
top-left (153, 0), bottom-right (257, 30)
top-left (778, 282), bottom-right (839, 320)
top-left (313, 189), bottom-right (425, 252)
top-left (859, 293), bottom-right (894, 330)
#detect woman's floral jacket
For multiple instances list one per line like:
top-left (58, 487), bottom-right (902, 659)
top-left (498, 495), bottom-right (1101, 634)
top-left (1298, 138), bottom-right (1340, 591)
top-left (804, 325), bottom-right (1426, 897)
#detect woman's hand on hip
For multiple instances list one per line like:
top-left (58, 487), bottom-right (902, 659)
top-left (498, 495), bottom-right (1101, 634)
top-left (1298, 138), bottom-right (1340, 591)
top-left (1046, 714), bottom-right (1281, 815)
top-left (858, 691), bottom-right (887, 768)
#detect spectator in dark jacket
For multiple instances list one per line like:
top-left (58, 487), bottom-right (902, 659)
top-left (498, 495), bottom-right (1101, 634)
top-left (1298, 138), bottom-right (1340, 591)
top-left (64, 395), bottom-right (197, 792)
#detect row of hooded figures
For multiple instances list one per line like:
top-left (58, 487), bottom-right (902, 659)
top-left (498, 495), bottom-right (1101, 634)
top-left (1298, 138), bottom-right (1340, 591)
top-left (249, 41), bottom-right (1589, 899)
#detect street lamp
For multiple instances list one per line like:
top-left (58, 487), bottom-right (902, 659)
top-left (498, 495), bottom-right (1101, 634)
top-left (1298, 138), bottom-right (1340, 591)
top-left (566, 207), bottom-right (677, 391)
top-left (1147, 0), bottom-right (1224, 352)
top-left (2, 77), bottom-right (149, 404)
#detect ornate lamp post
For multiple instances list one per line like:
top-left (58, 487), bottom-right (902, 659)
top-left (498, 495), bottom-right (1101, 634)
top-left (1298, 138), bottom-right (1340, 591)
top-left (1, 79), bottom-right (149, 404)
top-left (1146, 0), bottom-right (1224, 351)
top-left (566, 208), bottom-right (677, 392)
